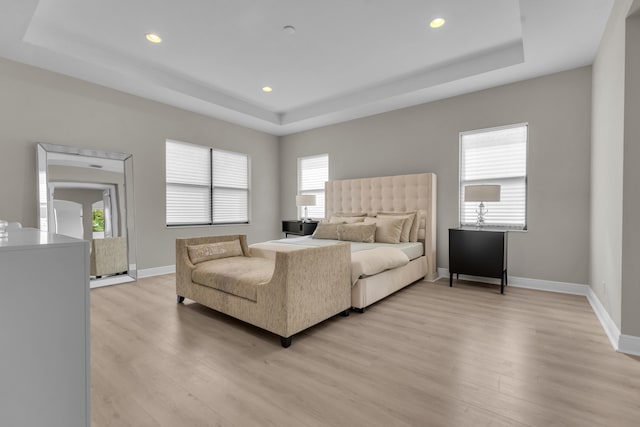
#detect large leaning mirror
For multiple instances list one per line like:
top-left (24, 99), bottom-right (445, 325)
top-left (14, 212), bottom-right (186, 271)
top-left (37, 143), bottom-right (137, 287)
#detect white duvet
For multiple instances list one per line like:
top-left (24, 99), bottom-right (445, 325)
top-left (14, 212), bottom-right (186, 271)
top-left (350, 247), bottom-right (410, 284)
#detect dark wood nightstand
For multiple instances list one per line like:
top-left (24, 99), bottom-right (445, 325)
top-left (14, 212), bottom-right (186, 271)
top-left (282, 220), bottom-right (318, 237)
top-left (449, 227), bottom-right (508, 293)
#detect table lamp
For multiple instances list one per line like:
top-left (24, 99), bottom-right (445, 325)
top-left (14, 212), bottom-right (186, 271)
top-left (296, 195), bottom-right (316, 222)
top-left (464, 185), bottom-right (501, 227)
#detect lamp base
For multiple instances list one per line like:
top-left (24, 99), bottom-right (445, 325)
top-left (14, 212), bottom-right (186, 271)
top-left (475, 202), bottom-right (488, 227)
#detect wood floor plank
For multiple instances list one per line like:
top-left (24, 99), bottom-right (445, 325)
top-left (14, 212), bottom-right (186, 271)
top-left (91, 276), bottom-right (640, 426)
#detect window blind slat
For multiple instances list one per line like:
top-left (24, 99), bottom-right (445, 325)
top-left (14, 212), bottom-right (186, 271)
top-left (460, 124), bottom-right (528, 229)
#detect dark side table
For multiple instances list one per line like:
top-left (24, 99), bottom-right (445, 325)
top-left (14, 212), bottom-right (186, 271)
top-left (449, 227), bottom-right (508, 294)
top-left (282, 220), bottom-right (318, 237)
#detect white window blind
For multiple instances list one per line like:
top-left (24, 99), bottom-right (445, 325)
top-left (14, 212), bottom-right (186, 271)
top-left (166, 141), bottom-right (211, 225)
top-left (212, 149), bottom-right (249, 224)
top-left (459, 123), bottom-right (528, 229)
top-left (298, 154), bottom-right (328, 219)
top-left (166, 140), bottom-right (249, 225)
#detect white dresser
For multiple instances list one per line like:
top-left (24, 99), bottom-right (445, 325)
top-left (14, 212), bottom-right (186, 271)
top-left (0, 228), bottom-right (90, 427)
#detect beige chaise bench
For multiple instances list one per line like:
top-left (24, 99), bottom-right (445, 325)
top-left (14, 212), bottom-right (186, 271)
top-left (90, 236), bottom-right (128, 277)
top-left (176, 234), bottom-right (351, 347)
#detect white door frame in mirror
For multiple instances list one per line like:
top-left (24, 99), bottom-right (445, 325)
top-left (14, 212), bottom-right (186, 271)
top-left (36, 142), bottom-right (137, 287)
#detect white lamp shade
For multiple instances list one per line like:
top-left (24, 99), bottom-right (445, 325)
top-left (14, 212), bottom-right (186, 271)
top-left (464, 185), bottom-right (501, 202)
top-left (296, 194), bottom-right (316, 207)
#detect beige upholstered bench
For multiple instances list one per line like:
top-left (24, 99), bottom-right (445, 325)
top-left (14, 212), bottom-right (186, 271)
top-left (176, 234), bottom-right (351, 347)
top-left (90, 237), bottom-right (128, 277)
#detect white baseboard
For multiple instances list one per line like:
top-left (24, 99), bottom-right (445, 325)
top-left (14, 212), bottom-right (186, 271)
top-left (618, 334), bottom-right (640, 356)
top-left (90, 275), bottom-right (135, 289)
top-left (509, 276), bottom-right (590, 295)
top-left (437, 268), bottom-right (589, 295)
top-left (586, 287), bottom-right (621, 351)
top-left (138, 265), bottom-right (175, 278)
top-left (437, 267), bottom-right (640, 356)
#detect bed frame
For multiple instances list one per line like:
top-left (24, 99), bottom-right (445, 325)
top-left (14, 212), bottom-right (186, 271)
top-left (325, 172), bottom-right (437, 310)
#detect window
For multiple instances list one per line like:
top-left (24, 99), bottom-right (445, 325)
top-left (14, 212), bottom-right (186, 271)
top-left (459, 123), bottom-right (528, 229)
top-left (298, 154), bottom-right (328, 219)
top-left (92, 201), bottom-right (105, 239)
top-left (212, 149), bottom-right (249, 224)
top-left (166, 140), bottom-right (249, 225)
top-left (166, 141), bottom-right (211, 225)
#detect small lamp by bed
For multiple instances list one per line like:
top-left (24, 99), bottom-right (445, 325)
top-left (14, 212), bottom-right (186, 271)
top-left (464, 185), bottom-right (501, 227)
top-left (296, 194), bottom-right (316, 222)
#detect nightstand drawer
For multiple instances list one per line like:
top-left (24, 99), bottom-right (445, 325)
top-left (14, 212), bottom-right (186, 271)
top-left (282, 220), bottom-right (318, 237)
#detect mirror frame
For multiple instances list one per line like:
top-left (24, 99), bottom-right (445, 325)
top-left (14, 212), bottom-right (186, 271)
top-left (36, 142), bottom-right (137, 283)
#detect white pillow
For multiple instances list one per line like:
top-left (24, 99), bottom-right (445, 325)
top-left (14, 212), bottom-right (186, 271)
top-left (337, 223), bottom-right (376, 243)
top-left (363, 217), bottom-right (405, 244)
top-left (312, 223), bottom-right (340, 239)
top-left (333, 212), bottom-right (368, 217)
top-left (377, 211), bottom-right (418, 242)
top-left (328, 216), bottom-right (365, 224)
top-left (187, 240), bottom-right (244, 264)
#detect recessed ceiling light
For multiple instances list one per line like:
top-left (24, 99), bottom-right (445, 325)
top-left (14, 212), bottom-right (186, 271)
top-left (282, 25), bottom-right (296, 34)
top-left (262, 86), bottom-right (273, 93)
top-left (430, 18), bottom-right (446, 29)
top-left (145, 33), bottom-right (162, 43)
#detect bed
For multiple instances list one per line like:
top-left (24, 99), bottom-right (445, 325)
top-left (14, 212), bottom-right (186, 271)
top-left (251, 172), bottom-right (437, 311)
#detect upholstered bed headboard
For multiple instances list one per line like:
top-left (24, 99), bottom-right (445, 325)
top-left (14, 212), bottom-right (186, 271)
top-left (325, 172), bottom-right (437, 280)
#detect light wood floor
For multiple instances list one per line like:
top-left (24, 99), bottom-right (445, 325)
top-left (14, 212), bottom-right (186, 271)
top-left (91, 276), bottom-right (640, 427)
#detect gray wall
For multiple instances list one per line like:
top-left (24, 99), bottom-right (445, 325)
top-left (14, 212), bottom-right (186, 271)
top-left (0, 57), bottom-right (280, 270)
top-left (590, 0), bottom-right (640, 336)
top-left (590, 0), bottom-right (630, 329)
top-left (622, 9), bottom-right (640, 337)
top-left (281, 67), bottom-right (592, 285)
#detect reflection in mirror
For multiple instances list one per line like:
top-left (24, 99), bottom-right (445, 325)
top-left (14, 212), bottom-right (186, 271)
top-left (36, 143), bottom-right (136, 288)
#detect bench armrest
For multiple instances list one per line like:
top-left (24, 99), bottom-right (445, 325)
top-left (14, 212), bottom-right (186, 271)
top-left (259, 243), bottom-right (351, 336)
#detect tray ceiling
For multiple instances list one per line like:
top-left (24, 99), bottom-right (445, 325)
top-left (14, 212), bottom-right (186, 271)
top-left (0, 0), bottom-right (613, 135)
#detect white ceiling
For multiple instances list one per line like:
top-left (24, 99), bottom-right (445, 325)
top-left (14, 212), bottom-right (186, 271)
top-left (0, 0), bottom-right (613, 136)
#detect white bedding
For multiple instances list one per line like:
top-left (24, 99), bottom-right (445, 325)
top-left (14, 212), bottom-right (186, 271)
top-left (249, 236), bottom-right (424, 284)
top-left (350, 247), bottom-right (409, 284)
top-left (253, 236), bottom-right (424, 259)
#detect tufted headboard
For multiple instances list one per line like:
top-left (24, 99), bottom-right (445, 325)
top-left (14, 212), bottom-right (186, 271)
top-left (325, 172), bottom-right (437, 280)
